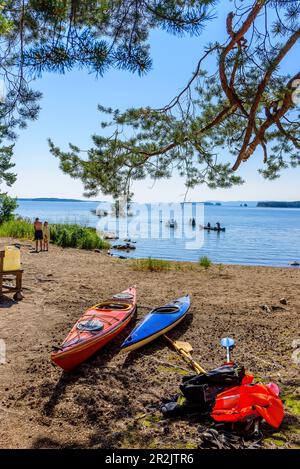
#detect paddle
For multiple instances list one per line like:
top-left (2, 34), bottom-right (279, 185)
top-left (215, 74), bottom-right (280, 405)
top-left (164, 335), bottom-right (206, 375)
top-left (220, 337), bottom-right (235, 363)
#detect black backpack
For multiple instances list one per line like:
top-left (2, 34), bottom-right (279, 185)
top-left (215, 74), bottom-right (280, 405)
top-left (180, 364), bottom-right (245, 404)
top-left (161, 364), bottom-right (245, 417)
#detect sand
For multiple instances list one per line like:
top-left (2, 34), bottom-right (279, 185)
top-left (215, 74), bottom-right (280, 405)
top-left (0, 239), bottom-right (299, 449)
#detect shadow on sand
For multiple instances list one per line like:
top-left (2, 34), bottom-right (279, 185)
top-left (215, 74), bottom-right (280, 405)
top-left (0, 295), bottom-right (17, 308)
top-left (33, 310), bottom-right (195, 449)
top-left (42, 306), bottom-right (141, 418)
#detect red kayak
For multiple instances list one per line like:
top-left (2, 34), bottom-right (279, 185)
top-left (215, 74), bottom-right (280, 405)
top-left (51, 287), bottom-right (136, 371)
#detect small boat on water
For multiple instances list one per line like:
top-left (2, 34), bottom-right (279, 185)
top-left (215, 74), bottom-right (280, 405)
top-left (51, 287), bottom-right (137, 371)
top-left (121, 295), bottom-right (191, 352)
top-left (166, 219), bottom-right (177, 228)
top-left (204, 226), bottom-right (226, 232)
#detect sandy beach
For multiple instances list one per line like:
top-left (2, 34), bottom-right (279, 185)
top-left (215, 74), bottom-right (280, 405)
top-left (0, 240), bottom-right (299, 449)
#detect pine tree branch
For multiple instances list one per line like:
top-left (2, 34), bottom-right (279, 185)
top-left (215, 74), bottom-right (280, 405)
top-left (232, 27), bottom-right (300, 170)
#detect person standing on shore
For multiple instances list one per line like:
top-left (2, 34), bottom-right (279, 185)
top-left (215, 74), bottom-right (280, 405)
top-left (33, 218), bottom-right (43, 252)
top-left (43, 221), bottom-right (50, 252)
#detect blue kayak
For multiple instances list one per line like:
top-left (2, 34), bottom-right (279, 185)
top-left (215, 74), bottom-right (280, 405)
top-left (121, 295), bottom-right (191, 352)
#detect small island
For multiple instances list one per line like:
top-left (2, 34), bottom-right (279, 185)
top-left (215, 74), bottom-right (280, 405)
top-left (204, 202), bottom-right (222, 206)
top-left (257, 201), bottom-right (300, 208)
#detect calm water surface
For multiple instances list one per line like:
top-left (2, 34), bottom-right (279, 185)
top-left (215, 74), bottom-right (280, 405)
top-left (16, 200), bottom-right (300, 267)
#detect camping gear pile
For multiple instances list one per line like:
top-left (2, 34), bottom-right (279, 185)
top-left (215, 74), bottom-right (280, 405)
top-left (161, 337), bottom-right (284, 446)
top-left (51, 289), bottom-right (284, 446)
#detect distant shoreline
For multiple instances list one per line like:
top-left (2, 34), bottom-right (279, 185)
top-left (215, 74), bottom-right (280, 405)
top-left (17, 198), bottom-right (100, 203)
top-left (14, 198), bottom-right (300, 208)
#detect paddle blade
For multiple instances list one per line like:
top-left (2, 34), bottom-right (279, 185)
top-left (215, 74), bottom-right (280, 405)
top-left (174, 340), bottom-right (194, 354)
top-left (221, 337), bottom-right (235, 349)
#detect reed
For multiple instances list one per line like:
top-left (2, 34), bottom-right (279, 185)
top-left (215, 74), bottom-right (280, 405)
top-left (199, 256), bottom-right (212, 269)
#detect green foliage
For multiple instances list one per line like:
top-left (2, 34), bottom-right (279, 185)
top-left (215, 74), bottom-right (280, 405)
top-left (131, 257), bottom-right (172, 272)
top-left (0, 0), bottom-right (213, 87)
top-left (0, 218), bottom-right (34, 238)
top-left (57, 228), bottom-right (71, 247)
top-left (0, 141), bottom-right (16, 188)
top-left (0, 193), bottom-right (17, 223)
top-left (70, 228), bottom-right (84, 247)
top-left (0, 1), bottom-right (213, 192)
top-left (199, 256), bottom-right (212, 269)
top-left (50, 224), bottom-right (110, 249)
top-left (282, 395), bottom-right (300, 417)
top-left (0, 1), bottom-right (12, 34)
top-left (0, 219), bottom-right (110, 249)
top-left (1, 2), bottom-right (299, 197)
top-left (19, 1), bottom-right (213, 76)
top-left (49, 2), bottom-right (300, 197)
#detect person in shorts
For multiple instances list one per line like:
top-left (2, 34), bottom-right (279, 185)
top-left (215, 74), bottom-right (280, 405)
top-left (33, 218), bottom-right (43, 252)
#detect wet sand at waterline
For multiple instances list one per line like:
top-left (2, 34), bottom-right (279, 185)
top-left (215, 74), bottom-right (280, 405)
top-left (0, 239), bottom-right (299, 449)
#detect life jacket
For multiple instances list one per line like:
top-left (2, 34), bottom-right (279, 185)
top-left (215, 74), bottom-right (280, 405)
top-left (211, 382), bottom-right (284, 428)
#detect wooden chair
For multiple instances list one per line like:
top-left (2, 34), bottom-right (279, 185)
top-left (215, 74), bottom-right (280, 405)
top-left (0, 250), bottom-right (24, 301)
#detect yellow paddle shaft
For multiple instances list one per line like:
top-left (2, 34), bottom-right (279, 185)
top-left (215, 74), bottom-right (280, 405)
top-left (164, 335), bottom-right (206, 375)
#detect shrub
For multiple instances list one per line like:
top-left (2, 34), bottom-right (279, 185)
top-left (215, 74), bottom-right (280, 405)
top-left (49, 225), bottom-right (58, 242)
top-left (79, 232), bottom-right (95, 250)
top-left (0, 219), bottom-right (34, 238)
top-left (199, 256), bottom-right (212, 269)
top-left (0, 219), bottom-right (110, 250)
top-left (96, 237), bottom-right (111, 249)
top-left (70, 229), bottom-right (81, 248)
top-left (131, 257), bottom-right (172, 272)
top-left (57, 228), bottom-right (71, 247)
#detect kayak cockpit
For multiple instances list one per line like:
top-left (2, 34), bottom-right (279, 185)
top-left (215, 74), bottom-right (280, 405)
top-left (93, 302), bottom-right (132, 311)
top-left (151, 306), bottom-right (180, 314)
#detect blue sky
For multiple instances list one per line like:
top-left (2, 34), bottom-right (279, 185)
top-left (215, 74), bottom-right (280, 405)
top-left (4, 6), bottom-right (300, 203)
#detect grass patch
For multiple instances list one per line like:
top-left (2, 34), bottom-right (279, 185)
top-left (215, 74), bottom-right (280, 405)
top-left (282, 395), bottom-right (300, 416)
top-left (140, 414), bottom-right (162, 428)
top-left (157, 365), bottom-right (189, 376)
top-left (0, 219), bottom-right (110, 250)
top-left (131, 257), bottom-right (172, 272)
top-left (199, 256), bottom-right (212, 269)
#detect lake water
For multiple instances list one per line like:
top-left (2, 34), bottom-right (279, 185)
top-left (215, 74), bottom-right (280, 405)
top-left (16, 200), bottom-right (300, 267)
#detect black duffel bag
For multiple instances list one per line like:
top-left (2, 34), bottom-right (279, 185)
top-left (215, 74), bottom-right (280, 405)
top-left (180, 364), bottom-right (245, 405)
top-left (161, 364), bottom-right (245, 417)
